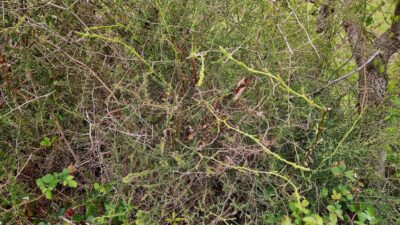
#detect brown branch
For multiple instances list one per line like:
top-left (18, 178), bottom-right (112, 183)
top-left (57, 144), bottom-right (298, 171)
top-left (304, 108), bottom-right (330, 166)
top-left (64, 52), bottom-right (119, 103)
top-left (42, 39), bottom-right (119, 103)
top-left (0, 91), bottom-right (55, 120)
top-left (52, 113), bottom-right (80, 165)
top-left (376, 0), bottom-right (400, 62)
top-left (311, 51), bottom-right (381, 95)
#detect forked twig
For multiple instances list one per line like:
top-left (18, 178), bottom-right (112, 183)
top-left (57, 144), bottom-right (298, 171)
top-left (0, 91), bottom-right (55, 120)
top-left (311, 51), bottom-right (381, 95)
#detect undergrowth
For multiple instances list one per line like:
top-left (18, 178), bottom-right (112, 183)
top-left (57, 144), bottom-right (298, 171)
top-left (1, 0), bottom-right (400, 224)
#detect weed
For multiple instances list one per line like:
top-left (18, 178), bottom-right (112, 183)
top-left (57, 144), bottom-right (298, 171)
top-left (36, 168), bottom-right (77, 200)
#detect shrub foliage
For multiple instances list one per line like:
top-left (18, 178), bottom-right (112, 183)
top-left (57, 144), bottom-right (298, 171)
top-left (1, 0), bottom-right (400, 224)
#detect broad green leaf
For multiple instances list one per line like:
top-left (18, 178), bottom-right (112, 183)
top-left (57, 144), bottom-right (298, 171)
top-left (42, 174), bottom-right (55, 183)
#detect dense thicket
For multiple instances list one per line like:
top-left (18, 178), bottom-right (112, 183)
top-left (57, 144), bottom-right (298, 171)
top-left (1, 0), bottom-right (400, 224)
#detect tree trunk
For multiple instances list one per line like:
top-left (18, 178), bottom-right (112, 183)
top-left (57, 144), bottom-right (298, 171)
top-left (343, 21), bottom-right (388, 111)
top-left (317, 0), bottom-right (400, 180)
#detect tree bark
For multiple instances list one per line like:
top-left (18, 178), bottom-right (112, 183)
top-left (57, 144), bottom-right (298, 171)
top-left (342, 21), bottom-right (388, 111)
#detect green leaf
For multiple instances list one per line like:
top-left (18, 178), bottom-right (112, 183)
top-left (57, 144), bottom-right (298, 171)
top-left (379, 65), bottom-right (385, 74)
top-left (327, 205), bottom-right (336, 212)
top-left (265, 215), bottom-right (278, 223)
top-left (320, 188), bottom-right (329, 198)
top-left (61, 168), bottom-right (69, 177)
top-left (301, 199), bottom-right (310, 208)
top-left (392, 15), bottom-right (400, 23)
top-left (329, 213), bottom-right (337, 223)
top-left (42, 174), bottom-right (55, 183)
top-left (357, 211), bottom-right (371, 222)
top-left (289, 202), bottom-right (298, 212)
top-left (45, 190), bottom-right (53, 199)
top-left (40, 137), bottom-right (52, 147)
top-left (36, 178), bottom-right (44, 187)
top-left (72, 214), bottom-right (85, 222)
top-left (67, 179), bottom-right (78, 188)
top-left (349, 204), bottom-right (358, 212)
top-left (315, 215), bottom-right (323, 225)
top-left (330, 165), bottom-right (345, 176)
top-left (303, 215), bottom-right (323, 225)
top-left (281, 216), bottom-right (292, 225)
top-left (344, 170), bottom-right (355, 180)
top-left (365, 16), bottom-right (374, 26)
top-left (331, 189), bottom-right (341, 201)
top-left (303, 217), bottom-right (315, 224)
top-left (336, 209), bottom-right (344, 220)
